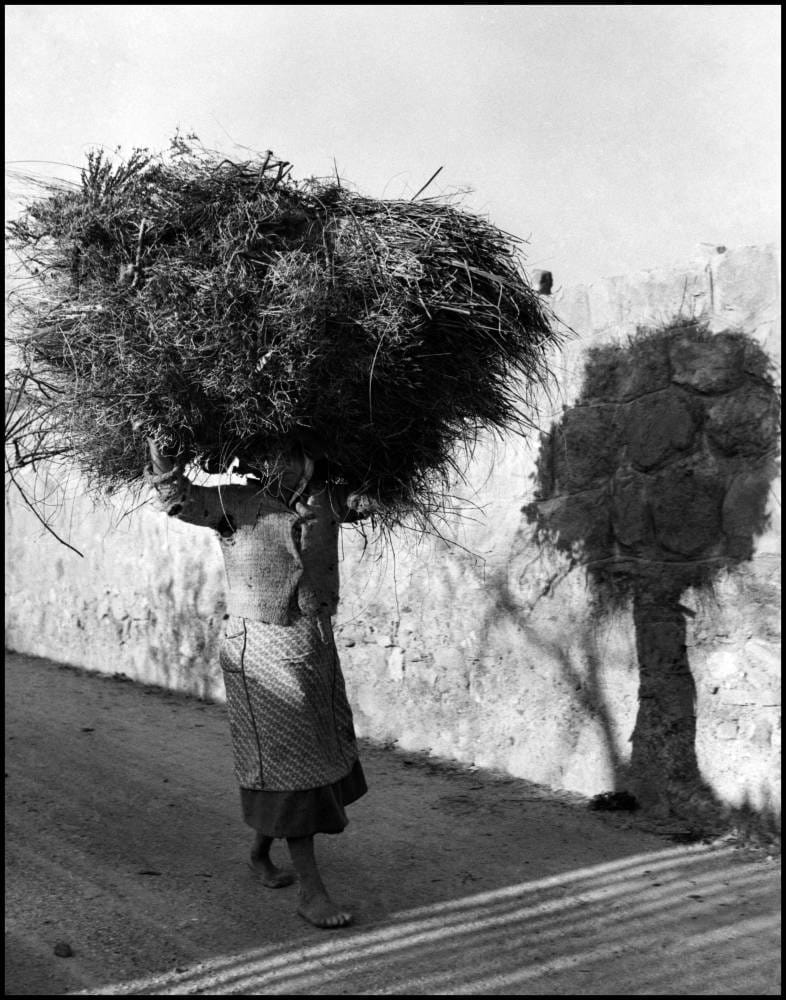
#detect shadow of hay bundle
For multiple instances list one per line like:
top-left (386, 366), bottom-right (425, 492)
top-left (6, 137), bottom-right (562, 528)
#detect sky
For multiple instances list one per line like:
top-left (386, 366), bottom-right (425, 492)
top-left (4, 4), bottom-right (781, 287)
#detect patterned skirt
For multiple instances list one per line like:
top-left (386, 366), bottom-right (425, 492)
top-left (220, 613), bottom-right (366, 837)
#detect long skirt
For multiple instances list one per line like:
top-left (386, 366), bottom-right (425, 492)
top-left (220, 613), bottom-right (367, 837)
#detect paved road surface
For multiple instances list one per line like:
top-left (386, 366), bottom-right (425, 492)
top-left (5, 652), bottom-right (781, 995)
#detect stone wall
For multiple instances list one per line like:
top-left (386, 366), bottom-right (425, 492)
top-left (5, 244), bottom-right (780, 822)
top-left (523, 317), bottom-right (779, 818)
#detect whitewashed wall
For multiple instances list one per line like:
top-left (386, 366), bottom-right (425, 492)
top-left (5, 245), bottom-right (780, 818)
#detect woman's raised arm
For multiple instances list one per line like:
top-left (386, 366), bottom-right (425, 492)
top-left (145, 439), bottom-right (251, 531)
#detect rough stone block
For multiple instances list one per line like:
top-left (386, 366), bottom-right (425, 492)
top-left (717, 686), bottom-right (755, 705)
top-left (669, 331), bottom-right (746, 393)
top-left (611, 471), bottom-right (653, 548)
top-left (748, 718), bottom-right (774, 747)
top-left (742, 638), bottom-right (782, 681)
top-left (585, 266), bottom-right (710, 339)
top-left (722, 468), bottom-right (777, 560)
top-left (387, 646), bottom-right (405, 682)
top-left (751, 688), bottom-right (781, 707)
top-left (626, 390), bottom-right (696, 470)
top-left (432, 646), bottom-right (469, 686)
top-left (715, 721), bottom-right (739, 740)
top-left (354, 644), bottom-right (388, 675)
top-left (580, 338), bottom-right (671, 402)
top-left (705, 384), bottom-right (780, 457)
top-left (649, 463), bottom-right (724, 557)
top-left (624, 336), bottom-right (675, 398)
top-left (551, 404), bottom-right (621, 491)
top-left (710, 244), bottom-right (780, 333)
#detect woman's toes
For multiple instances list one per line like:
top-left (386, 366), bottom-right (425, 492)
top-left (297, 898), bottom-right (353, 929)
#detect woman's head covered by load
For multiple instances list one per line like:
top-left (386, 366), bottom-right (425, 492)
top-left (233, 435), bottom-right (325, 494)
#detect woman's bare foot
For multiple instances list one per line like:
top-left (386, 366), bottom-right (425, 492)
top-left (297, 889), bottom-right (353, 929)
top-left (287, 835), bottom-right (353, 930)
top-left (248, 856), bottom-right (295, 888)
top-left (250, 834), bottom-right (295, 888)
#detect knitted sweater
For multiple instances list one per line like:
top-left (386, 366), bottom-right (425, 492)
top-left (146, 465), bottom-right (349, 624)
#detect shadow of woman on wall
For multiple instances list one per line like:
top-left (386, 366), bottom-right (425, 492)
top-left (523, 320), bottom-right (780, 828)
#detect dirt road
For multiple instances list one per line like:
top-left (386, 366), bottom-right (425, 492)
top-left (5, 651), bottom-right (781, 995)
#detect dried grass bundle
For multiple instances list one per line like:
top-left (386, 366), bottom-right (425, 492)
top-left (6, 136), bottom-right (562, 528)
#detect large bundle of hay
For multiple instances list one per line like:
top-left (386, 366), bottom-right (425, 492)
top-left (6, 137), bottom-right (561, 527)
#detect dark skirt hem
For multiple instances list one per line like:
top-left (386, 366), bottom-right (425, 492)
top-left (240, 759), bottom-right (367, 838)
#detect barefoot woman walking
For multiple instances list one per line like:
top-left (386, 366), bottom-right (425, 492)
top-left (8, 139), bottom-right (559, 927)
top-left (146, 439), bottom-right (367, 929)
